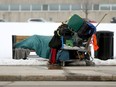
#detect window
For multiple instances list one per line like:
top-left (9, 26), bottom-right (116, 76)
top-left (112, 5), bottom-right (116, 10)
top-left (32, 4), bottom-right (41, 11)
top-left (0, 4), bottom-right (8, 11)
top-left (42, 4), bottom-right (48, 11)
top-left (10, 4), bottom-right (19, 11)
top-left (71, 4), bottom-right (81, 10)
top-left (21, 4), bottom-right (30, 11)
top-left (49, 4), bottom-right (59, 11)
top-left (60, 4), bottom-right (70, 11)
top-left (100, 4), bottom-right (110, 10)
top-left (93, 4), bottom-right (99, 10)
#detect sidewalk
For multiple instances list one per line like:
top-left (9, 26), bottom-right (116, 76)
top-left (0, 65), bottom-right (116, 81)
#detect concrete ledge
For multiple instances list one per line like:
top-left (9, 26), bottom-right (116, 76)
top-left (0, 75), bottom-right (115, 81)
top-left (0, 66), bottom-right (116, 81)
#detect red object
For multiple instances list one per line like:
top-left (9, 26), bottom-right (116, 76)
top-left (89, 20), bottom-right (97, 23)
top-left (49, 48), bottom-right (57, 64)
top-left (90, 34), bottom-right (99, 51)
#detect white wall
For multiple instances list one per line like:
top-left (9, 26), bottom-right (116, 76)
top-left (0, 22), bottom-right (116, 59)
top-left (0, 22), bottom-right (61, 59)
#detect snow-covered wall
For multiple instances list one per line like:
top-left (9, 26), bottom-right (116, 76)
top-left (0, 22), bottom-right (116, 59)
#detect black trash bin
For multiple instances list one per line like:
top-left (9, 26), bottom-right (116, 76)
top-left (95, 31), bottom-right (114, 60)
top-left (12, 35), bottom-right (16, 59)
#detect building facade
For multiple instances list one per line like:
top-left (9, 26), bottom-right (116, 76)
top-left (0, 0), bottom-right (116, 22)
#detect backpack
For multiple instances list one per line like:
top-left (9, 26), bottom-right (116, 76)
top-left (49, 31), bottom-right (62, 49)
top-left (77, 22), bottom-right (96, 39)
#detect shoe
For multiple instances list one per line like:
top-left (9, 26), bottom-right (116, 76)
top-left (47, 64), bottom-right (62, 69)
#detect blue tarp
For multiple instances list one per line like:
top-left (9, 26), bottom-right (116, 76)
top-left (14, 35), bottom-right (52, 59)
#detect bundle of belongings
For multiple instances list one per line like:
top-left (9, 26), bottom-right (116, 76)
top-left (14, 14), bottom-right (98, 67)
top-left (48, 14), bottom-right (98, 66)
top-left (14, 35), bottom-right (52, 59)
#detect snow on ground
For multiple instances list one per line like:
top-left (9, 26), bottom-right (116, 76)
top-left (0, 51), bottom-right (116, 66)
top-left (0, 52), bottom-right (48, 66)
top-left (0, 57), bottom-right (48, 65)
top-left (0, 57), bottom-right (116, 66)
top-left (93, 58), bottom-right (116, 65)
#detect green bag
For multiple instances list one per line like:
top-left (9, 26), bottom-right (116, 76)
top-left (65, 39), bottom-right (73, 47)
top-left (67, 14), bottom-right (84, 32)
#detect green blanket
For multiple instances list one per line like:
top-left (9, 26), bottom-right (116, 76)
top-left (14, 35), bottom-right (52, 59)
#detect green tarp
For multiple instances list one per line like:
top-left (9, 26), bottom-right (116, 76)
top-left (67, 14), bottom-right (84, 32)
top-left (14, 35), bottom-right (52, 59)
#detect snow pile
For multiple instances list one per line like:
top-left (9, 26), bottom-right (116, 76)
top-left (93, 58), bottom-right (116, 65)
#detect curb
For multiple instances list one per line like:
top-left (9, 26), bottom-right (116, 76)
top-left (0, 75), bottom-right (115, 81)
